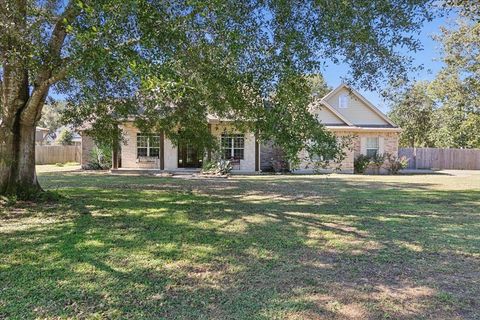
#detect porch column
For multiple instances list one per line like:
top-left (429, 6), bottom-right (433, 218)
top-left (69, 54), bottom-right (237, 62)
top-left (112, 145), bottom-right (119, 169)
top-left (207, 124), bottom-right (212, 161)
top-left (160, 131), bottom-right (165, 170)
top-left (112, 125), bottom-right (120, 170)
top-left (255, 135), bottom-right (260, 172)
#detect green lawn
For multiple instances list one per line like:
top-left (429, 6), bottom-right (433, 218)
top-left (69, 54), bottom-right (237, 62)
top-left (1, 168), bottom-right (479, 319)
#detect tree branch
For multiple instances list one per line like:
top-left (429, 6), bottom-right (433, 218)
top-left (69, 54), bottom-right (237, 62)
top-left (34, 1), bottom-right (79, 86)
top-left (21, 1), bottom-right (81, 124)
top-left (47, 2), bottom-right (78, 61)
top-left (45, 62), bottom-right (71, 85)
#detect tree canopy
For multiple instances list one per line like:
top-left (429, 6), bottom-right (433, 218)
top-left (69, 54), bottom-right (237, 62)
top-left (38, 100), bottom-right (66, 139)
top-left (1, 0), bottom-right (438, 197)
top-left (56, 128), bottom-right (74, 146)
top-left (387, 16), bottom-right (480, 149)
top-left (387, 81), bottom-right (435, 148)
top-left (60, 0), bottom-right (435, 166)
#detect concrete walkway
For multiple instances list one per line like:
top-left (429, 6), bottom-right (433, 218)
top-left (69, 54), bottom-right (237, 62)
top-left (400, 169), bottom-right (437, 174)
top-left (400, 169), bottom-right (480, 176)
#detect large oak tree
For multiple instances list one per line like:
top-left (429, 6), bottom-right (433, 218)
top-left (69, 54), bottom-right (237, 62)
top-left (1, 0), bottom-right (435, 198)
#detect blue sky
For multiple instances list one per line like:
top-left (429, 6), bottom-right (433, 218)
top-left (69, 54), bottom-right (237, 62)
top-left (322, 14), bottom-right (455, 113)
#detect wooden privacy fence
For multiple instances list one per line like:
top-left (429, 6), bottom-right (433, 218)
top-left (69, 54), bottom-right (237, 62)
top-left (36, 145), bottom-right (81, 165)
top-left (399, 148), bottom-right (480, 170)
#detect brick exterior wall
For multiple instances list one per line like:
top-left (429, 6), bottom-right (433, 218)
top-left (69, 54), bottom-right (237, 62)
top-left (120, 122), bottom-right (160, 169)
top-left (353, 132), bottom-right (399, 158)
top-left (353, 131), bottom-right (400, 173)
top-left (90, 121), bottom-right (399, 174)
top-left (296, 131), bottom-right (355, 174)
top-left (294, 130), bottom-right (399, 174)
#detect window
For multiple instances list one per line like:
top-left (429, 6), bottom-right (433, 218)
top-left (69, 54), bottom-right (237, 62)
top-left (221, 134), bottom-right (244, 160)
top-left (366, 137), bottom-right (379, 157)
top-left (137, 133), bottom-right (160, 158)
top-left (339, 94), bottom-right (349, 108)
top-left (312, 154), bottom-right (335, 162)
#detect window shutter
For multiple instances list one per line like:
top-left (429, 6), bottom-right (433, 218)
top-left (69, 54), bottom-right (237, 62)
top-left (379, 137), bottom-right (385, 154)
top-left (360, 136), bottom-right (367, 155)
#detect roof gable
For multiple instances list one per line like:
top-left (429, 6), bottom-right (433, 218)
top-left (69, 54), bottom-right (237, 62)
top-left (310, 101), bottom-right (351, 126)
top-left (321, 84), bottom-right (397, 127)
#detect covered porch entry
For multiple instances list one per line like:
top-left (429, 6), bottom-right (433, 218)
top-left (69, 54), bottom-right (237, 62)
top-left (118, 121), bottom-right (260, 172)
top-left (177, 143), bottom-right (202, 168)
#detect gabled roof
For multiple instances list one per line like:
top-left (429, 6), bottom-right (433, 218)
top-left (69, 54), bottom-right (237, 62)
top-left (321, 83), bottom-right (398, 128)
top-left (318, 100), bottom-right (354, 126)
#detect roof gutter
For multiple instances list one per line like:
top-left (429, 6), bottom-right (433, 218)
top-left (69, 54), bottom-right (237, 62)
top-left (326, 126), bottom-right (402, 133)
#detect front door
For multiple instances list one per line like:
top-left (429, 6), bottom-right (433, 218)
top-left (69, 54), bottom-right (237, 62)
top-left (178, 144), bottom-right (202, 168)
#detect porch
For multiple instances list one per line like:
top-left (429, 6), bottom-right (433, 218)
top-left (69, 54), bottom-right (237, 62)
top-left (110, 168), bottom-right (201, 175)
top-left (119, 121), bottom-right (260, 172)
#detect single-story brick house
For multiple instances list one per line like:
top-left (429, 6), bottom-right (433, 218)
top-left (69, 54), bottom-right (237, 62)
top-left (81, 84), bottom-right (401, 173)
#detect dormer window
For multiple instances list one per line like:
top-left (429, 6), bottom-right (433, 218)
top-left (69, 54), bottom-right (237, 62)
top-left (339, 94), bottom-right (349, 108)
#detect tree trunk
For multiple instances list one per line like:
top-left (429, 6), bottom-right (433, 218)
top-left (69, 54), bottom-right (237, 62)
top-left (0, 114), bottom-right (42, 198)
top-left (0, 69), bottom-right (44, 198)
top-left (0, 0), bottom-right (73, 199)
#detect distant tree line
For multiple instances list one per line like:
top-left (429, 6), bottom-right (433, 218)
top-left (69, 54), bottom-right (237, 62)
top-left (387, 17), bottom-right (479, 149)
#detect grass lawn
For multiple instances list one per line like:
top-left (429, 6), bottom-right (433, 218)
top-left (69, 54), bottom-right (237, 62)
top-left (1, 168), bottom-right (479, 319)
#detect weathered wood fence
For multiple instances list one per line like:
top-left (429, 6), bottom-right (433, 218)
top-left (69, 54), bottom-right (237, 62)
top-left (399, 148), bottom-right (480, 170)
top-left (35, 145), bottom-right (81, 164)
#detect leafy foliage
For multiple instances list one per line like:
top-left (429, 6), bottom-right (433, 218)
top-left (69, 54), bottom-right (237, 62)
top-left (202, 159), bottom-right (233, 175)
top-left (387, 17), bottom-right (479, 149)
top-left (354, 154), bottom-right (372, 174)
top-left (387, 82), bottom-right (435, 148)
top-left (57, 0), bottom-right (436, 169)
top-left (368, 152), bottom-right (386, 174)
top-left (38, 101), bottom-right (66, 140)
top-left (83, 145), bottom-right (112, 170)
top-left (0, 0), bottom-right (443, 195)
top-left (307, 74), bottom-right (331, 98)
top-left (354, 153), bottom-right (404, 175)
top-left (385, 153), bottom-right (409, 174)
top-left (443, 0), bottom-right (480, 19)
top-left (270, 153), bottom-right (289, 173)
top-left (430, 18), bottom-right (480, 148)
top-left (307, 135), bottom-right (354, 172)
top-left (55, 128), bottom-right (74, 146)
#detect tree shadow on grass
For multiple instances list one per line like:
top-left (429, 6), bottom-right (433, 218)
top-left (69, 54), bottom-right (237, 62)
top-left (1, 174), bottom-right (479, 319)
